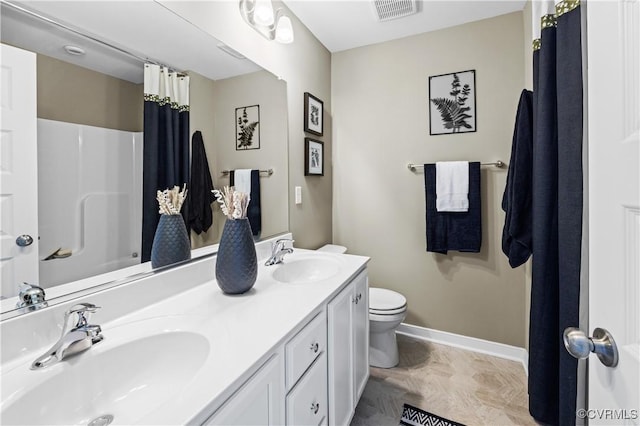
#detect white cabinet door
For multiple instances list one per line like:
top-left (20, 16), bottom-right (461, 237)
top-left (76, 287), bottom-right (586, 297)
top-left (352, 272), bottom-right (369, 402)
top-left (327, 283), bottom-right (354, 426)
top-left (204, 354), bottom-right (284, 426)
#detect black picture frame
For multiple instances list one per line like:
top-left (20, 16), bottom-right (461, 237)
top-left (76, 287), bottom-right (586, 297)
top-left (235, 104), bottom-right (260, 150)
top-left (428, 70), bottom-right (476, 135)
top-left (304, 138), bottom-right (324, 176)
top-left (303, 92), bottom-right (323, 136)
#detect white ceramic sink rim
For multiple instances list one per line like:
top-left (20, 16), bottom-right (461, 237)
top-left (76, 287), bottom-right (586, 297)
top-left (269, 252), bottom-right (345, 284)
top-left (1, 315), bottom-right (210, 426)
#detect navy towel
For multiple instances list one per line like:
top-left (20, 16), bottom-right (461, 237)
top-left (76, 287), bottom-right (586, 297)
top-left (186, 131), bottom-right (215, 234)
top-left (230, 170), bottom-right (262, 238)
top-left (501, 90), bottom-right (533, 267)
top-left (424, 162), bottom-right (481, 254)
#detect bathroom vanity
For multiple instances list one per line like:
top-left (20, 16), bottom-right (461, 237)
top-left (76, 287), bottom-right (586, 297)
top-left (0, 235), bottom-right (370, 425)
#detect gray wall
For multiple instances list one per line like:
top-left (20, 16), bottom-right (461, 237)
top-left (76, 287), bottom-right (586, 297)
top-left (332, 12), bottom-right (527, 347)
top-left (36, 53), bottom-right (142, 131)
top-left (212, 71), bottom-right (289, 243)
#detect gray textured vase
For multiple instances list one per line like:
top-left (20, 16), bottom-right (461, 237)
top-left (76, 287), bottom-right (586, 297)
top-left (151, 214), bottom-right (191, 269)
top-left (216, 218), bottom-right (258, 294)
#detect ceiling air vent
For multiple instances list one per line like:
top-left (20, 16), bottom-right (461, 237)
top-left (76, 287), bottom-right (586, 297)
top-left (372, 0), bottom-right (418, 22)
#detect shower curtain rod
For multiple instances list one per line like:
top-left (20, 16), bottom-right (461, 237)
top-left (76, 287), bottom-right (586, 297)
top-left (3, 1), bottom-right (180, 72)
top-left (407, 160), bottom-right (505, 171)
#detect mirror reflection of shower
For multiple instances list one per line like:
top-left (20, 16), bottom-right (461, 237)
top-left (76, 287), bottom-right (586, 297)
top-left (38, 119), bottom-right (143, 287)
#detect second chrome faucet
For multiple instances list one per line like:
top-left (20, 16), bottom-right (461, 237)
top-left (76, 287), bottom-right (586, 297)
top-left (265, 238), bottom-right (294, 266)
top-left (31, 303), bottom-right (103, 370)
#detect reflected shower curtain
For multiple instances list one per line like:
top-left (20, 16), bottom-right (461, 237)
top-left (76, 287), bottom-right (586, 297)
top-left (529, 1), bottom-right (583, 425)
top-left (142, 64), bottom-right (190, 262)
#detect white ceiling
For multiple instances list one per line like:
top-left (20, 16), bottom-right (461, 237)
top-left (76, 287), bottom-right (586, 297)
top-left (1, 1), bottom-right (262, 84)
top-left (282, 0), bottom-right (527, 52)
top-left (1, 1), bottom-right (527, 83)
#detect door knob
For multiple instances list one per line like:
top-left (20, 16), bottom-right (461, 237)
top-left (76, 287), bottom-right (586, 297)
top-left (15, 235), bottom-right (34, 247)
top-left (563, 327), bottom-right (619, 367)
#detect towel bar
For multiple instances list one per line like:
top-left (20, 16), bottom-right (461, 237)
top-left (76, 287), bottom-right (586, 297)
top-left (407, 161), bottom-right (504, 172)
top-left (221, 169), bottom-right (274, 176)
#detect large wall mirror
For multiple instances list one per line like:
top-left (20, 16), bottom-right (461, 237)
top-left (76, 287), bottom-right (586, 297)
top-left (0, 1), bottom-right (289, 317)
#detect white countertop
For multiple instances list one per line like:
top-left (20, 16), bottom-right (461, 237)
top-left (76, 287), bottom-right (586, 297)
top-left (0, 245), bottom-right (369, 425)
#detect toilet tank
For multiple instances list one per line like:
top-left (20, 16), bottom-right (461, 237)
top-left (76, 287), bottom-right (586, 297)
top-left (317, 244), bottom-right (347, 254)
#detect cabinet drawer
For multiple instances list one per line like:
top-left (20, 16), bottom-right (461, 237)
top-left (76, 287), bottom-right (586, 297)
top-left (286, 352), bottom-right (328, 426)
top-left (286, 310), bottom-right (327, 390)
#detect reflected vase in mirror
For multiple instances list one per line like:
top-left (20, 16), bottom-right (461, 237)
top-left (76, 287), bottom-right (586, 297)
top-left (216, 218), bottom-right (258, 294)
top-left (151, 186), bottom-right (191, 268)
top-left (151, 215), bottom-right (191, 269)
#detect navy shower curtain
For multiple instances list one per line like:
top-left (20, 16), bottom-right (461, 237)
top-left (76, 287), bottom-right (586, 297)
top-left (141, 64), bottom-right (190, 262)
top-left (528, 2), bottom-right (583, 425)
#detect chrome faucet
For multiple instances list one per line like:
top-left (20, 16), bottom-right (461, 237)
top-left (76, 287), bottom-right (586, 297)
top-left (16, 282), bottom-right (47, 311)
top-left (265, 238), bottom-right (294, 266)
top-left (31, 303), bottom-right (103, 370)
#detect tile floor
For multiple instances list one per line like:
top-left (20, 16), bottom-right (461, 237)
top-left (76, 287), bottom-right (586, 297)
top-left (351, 334), bottom-right (539, 426)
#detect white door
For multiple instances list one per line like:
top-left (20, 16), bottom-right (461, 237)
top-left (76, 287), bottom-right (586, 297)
top-left (587, 0), bottom-right (640, 423)
top-left (0, 44), bottom-right (39, 299)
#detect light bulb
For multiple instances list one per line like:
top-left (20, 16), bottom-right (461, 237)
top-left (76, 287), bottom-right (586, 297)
top-left (275, 15), bottom-right (294, 44)
top-left (253, 0), bottom-right (274, 26)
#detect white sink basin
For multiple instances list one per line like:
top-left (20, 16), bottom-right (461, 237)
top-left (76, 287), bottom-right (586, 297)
top-left (271, 254), bottom-right (342, 284)
top-left (1, 330), bottom-right (209, 425)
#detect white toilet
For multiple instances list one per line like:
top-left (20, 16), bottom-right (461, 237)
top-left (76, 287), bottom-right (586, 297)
top-left (317, 244), bottom-right (407, 369)
top-left (369, 287), bottom-right (407, 368)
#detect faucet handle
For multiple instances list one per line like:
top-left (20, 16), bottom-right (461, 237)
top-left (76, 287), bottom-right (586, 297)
top-left (273, 238), bottom-right (295, 249)
top-left (64, 303), bottom-right (101, 330)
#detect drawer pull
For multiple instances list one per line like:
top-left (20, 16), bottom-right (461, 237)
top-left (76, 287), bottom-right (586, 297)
top-left (310, 342), bottom-right (319, 353)
top-left (310, 402), bottom-right (320, 415)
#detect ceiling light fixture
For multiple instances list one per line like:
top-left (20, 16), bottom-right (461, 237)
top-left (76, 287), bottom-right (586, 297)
top-left (239, 0), bottom-right (294, 44)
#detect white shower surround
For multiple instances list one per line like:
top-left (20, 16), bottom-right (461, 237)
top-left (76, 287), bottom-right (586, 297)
top-left (37, 119), bottom-right (143, 287)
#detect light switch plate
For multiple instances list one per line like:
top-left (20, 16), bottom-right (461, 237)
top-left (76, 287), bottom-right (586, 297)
top-left (295, 186), bottom-right (302, 204)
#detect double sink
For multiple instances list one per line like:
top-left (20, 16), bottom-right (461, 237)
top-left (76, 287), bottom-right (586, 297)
top-left (0, 250), bottom-right (346, 425)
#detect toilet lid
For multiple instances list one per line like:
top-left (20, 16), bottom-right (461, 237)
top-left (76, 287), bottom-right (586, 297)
top-left (369, 287), bottom-right (407, 311)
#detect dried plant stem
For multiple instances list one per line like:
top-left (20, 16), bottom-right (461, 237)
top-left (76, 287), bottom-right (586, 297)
top-left (212, 186), bottom-right (250, 220)
top-left (157, 184), bottom-right (188, 215)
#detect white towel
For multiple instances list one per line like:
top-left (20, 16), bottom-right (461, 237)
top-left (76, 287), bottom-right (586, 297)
top-left (436, 161), bottom-right (469, 212)
top-left (233, 169), bottom-right (252, 196)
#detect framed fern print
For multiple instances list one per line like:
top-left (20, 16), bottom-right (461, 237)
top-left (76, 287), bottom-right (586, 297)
top-left (429, 70), bottom-right (476, 135)
top-left (303, 92), bottom-right (323, 136)
top-left (236, 105), bottom-right (260, 150)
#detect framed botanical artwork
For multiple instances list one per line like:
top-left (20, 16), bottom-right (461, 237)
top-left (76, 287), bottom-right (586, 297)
top-left (304, 138), bottom-right (324, 176)
top-left (428, 70), bottom-right (476, 135)
top-left (236, 105), bottom-right (260, 150)
top-left (303, 92), bottom-right (323, 136)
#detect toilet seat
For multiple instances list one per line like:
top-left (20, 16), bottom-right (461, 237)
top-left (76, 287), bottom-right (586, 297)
top-left (369, 288), bottom-right (407, 315)
top-left (370, 306), bottom-right (407, 316)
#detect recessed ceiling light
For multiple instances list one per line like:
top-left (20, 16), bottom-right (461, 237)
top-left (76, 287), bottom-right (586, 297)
top-left (63, 45), bottom-right (85, 56)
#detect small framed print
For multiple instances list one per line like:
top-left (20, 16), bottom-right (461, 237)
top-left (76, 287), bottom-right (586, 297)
top-left (429, 70), bottom-right (476, 135)
top-left (236, 105), bottom-right (260, 150)
top-left (304, 92), bottom-right (323, 136)
top-left (304, 138), bottom-right (324, 176)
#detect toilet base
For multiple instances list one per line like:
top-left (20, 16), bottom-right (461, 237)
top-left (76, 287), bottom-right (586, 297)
top-left (369, 329), bottom-right (399, 368)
